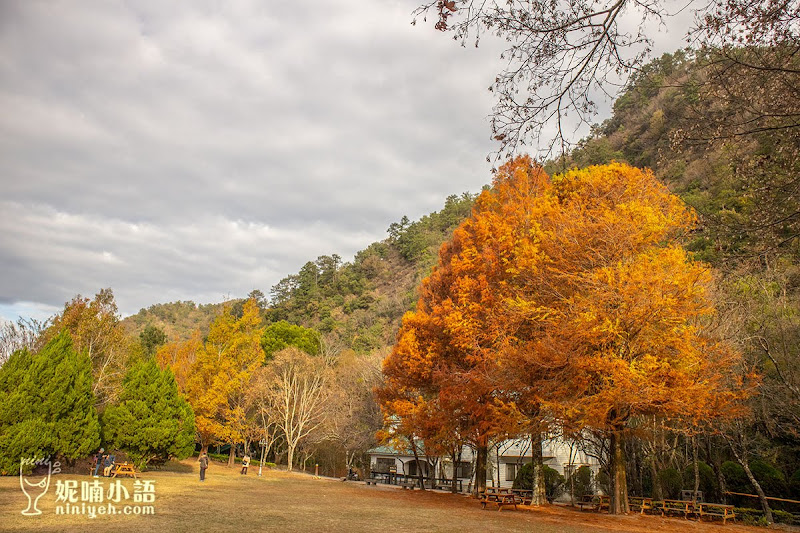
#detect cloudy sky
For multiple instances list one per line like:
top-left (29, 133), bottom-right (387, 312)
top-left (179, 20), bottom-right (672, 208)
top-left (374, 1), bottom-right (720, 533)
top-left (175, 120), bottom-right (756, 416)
top-left (0, 0), bottom-right (690, 322)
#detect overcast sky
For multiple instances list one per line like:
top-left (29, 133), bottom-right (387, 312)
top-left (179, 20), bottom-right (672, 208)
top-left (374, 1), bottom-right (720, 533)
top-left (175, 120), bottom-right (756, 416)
top-left (0, 0), bottom-right (691, 322)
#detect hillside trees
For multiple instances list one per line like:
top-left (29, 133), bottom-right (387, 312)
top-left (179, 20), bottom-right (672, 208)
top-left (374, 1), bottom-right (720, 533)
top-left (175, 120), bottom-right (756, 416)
top-left (139, 325), bottom-right (167, 358)
top-left (261, 321), bottom-right (320, 361)
top-left (0, 331), bottom-right (99, 474)
top-left (381, 157), bottom-right (747, 513)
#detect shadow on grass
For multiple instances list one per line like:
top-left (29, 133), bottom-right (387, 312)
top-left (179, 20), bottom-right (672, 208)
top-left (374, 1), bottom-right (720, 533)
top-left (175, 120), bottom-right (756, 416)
top-left (156, 460), bottom-right (194, 473)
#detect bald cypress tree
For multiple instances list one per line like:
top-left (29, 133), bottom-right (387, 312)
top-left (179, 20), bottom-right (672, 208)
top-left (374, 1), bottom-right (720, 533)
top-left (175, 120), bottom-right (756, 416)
top-left (0, 330), bottom-right (100, 474)
top-left (102, 359), bottom-right (195, 470)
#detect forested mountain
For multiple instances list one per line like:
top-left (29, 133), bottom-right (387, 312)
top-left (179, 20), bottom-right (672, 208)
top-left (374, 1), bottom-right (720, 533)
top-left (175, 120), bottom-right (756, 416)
top-left (265, 192), bottom-right (476, 355)
top-left (123, 300), bottom-right (227, 342)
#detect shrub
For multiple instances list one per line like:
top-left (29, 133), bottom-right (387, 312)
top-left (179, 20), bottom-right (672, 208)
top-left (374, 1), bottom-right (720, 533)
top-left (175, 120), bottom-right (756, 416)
top-left (596, 469), bottom-right (611, 495)
top-left (773, 509), bottom-right (795, 525)
top-left (734, 508), bottom-right (769, 526)
top-left (682, 461), bottom-right (717, 499)
top-left (568, 465), bottom-right (594, 498)
top-left (513, 463), bottom-right (565, 501)
top-left (657, 468), bottom-right (683, 500)
top-left (789, 469), bottom-right (800, 497)
top-left (721, 461), bottom-right (750, 493)
top-left (748, 459), bottom-right (788, 497)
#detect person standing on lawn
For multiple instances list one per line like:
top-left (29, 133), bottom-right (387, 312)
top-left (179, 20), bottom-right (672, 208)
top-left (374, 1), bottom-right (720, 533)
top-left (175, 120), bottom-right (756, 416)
top-left (240, 454), bottom-right (250, 475)
top-left (92, 447), bottom-right (105, 477)
top-left (199, 452), bottom-right (209, 482)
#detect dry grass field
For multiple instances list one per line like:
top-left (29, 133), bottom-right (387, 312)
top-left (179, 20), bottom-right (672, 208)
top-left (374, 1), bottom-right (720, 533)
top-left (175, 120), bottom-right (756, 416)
top-left (0, 459), bottom-right (782, 533)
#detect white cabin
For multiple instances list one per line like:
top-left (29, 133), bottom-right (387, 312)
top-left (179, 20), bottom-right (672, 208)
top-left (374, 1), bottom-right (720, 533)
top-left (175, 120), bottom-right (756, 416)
top-left (368, 436), bottom-right (600, 490)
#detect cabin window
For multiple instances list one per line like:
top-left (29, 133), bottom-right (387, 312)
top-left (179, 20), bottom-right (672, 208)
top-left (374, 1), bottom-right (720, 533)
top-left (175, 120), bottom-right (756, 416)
top-left (374, 458), bottom-right (395, 473)
top-left (505, 463), bottom-right (518, 482)
top-left (455, 461), bottom-right (472, 478)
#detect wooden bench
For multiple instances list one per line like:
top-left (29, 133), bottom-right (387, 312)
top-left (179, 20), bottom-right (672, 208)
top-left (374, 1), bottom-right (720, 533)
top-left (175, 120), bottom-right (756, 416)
top-left (656, 499), bottom-right (695, 518)
top-left (628, 496), bottom-right (654, 514)
top-left (400, 481), bottom-right (416, 490)
top-left (512, 489), bottom-right (533, 505)
top-left (365, 479), bottom-right (378, 486)
top-left (480, 490), bottom-right (519, 511)
top-left (697, 503), bottom-right (736, 524)
top-left (577, 494), bottom-right (596, 511)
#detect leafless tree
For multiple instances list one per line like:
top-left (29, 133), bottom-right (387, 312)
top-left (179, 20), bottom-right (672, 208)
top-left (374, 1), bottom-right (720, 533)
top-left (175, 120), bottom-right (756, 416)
top-left (413, 0), bottom-right (799, 158)
top-left (257, 347), bottom-right (328, 471)
top-left (0, 317), bottom-right (49, 365)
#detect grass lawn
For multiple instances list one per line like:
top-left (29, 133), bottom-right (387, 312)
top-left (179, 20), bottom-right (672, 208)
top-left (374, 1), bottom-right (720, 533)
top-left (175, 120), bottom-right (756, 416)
top-left (0, 459), bottom-right (775, 532)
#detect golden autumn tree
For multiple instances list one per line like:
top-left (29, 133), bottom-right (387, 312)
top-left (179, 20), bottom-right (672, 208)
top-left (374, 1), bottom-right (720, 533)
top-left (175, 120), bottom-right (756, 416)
top-left (177, 299), bottom-right (264, 459)
top-left (487, 159), bottom-right (745, 513)
top-left (514, 163), bottom-right (747, 513)
top-left (381, 157), bottom-right (747, 513)
top-left (155, 330), bottom-right (203, 393)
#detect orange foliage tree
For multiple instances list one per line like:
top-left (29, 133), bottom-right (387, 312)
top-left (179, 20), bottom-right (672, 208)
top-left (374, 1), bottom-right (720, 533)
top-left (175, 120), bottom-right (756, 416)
top-left (158, 300), bottom-right (264, 459)
top-left (380, 157), bottom-right (747, 513)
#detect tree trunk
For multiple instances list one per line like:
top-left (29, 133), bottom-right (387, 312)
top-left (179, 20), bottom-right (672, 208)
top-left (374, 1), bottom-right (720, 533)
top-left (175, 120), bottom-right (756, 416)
top-left (227, 442), bottom-right (236, 468)
top-left (706, 436), bottom-right (726, 503)
top-left (451, 447), bottom-right (462, 493)
top-left (531, 432), bottom-right (547, 505)
top-left (287, 444), bottom-right (295, 471)
top-left (726, 435), bottom-right (773, 524)
top-left (609, 430), bottom-right (629, 514)
top-left (692, 436), bottom-right (700, 504)
top-left (741, 457), bottom-right (774, 524)
top-left (201, 444), bottom-right (209, 455)
top-left (409, 438), bottom-right (426, 490)
top-left (650, 456), bottom-right (663, 501)
top-left (474, 443), bottom-right (488, 497)
top-left (495, 445), bottom-right (501, 488)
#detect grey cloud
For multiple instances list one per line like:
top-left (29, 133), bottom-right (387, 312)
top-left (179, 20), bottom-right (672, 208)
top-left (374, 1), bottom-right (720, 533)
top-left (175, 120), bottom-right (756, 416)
top-left (1, 0), bottom-right (687, 320)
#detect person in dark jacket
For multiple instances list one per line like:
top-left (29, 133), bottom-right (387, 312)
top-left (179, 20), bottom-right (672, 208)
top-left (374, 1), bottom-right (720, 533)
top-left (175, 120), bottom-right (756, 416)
top-left (92, 448), bottom-right (105, 477)
top-left (199, 452), bottom-right (209, 482)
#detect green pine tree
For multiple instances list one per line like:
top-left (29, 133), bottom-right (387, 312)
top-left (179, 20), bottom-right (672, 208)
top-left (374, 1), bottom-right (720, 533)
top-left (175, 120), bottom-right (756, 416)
top-left (0, 330), bottom-right (100, 475)
top-left (102, 359), bottom-right (195, 470)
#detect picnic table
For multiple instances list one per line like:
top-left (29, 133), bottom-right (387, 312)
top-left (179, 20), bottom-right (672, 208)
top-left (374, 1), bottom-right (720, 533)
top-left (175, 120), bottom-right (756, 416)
top-left (480, 488), bottom-right (520, 511)
top-left (577, 494), bottom-right (610, 512)
top-left (628, 496), bottom-right (654, 514)
top-left (655, 499), bottom-right (695, 518)
top-left (111, 462), bottom-right (137, 479)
